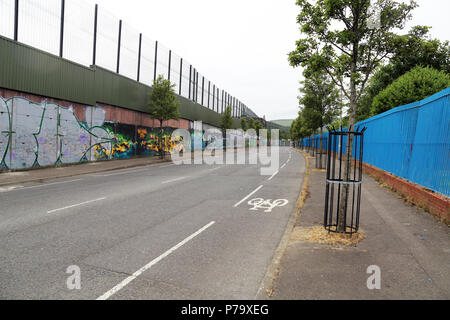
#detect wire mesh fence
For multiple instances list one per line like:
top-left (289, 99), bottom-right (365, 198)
top-left (0, 0), bottom-right (255, 118)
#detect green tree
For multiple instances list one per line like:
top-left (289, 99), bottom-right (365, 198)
top-left (220, 106), bottom-right (233, 134)
top-left (240, 117), bottom-right (249, 132)
top-left (288, 0), bottom-right (417, 233)
top-left (357, 26), bottom-right (450, 120)
top-left (371, 66), bottom-right (450, 115)
top-left (299, 71), bottom-right (340, 167)
top-left (254, 120), bottom-right (264, 140)
top-left (148, 75), bottom-right (180, 159)
top-left (248, 118), bottom-right (256, 131)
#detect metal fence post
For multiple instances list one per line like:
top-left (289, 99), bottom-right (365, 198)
top-left (201, 76), bottom-right (205, 106)
top-left (137, 33), bottom-right (142, 82)
top-left (116, 20), bottom-right (122, 74)
top-left (222, 90), bottom-right (224, 114)
top-left (179, 58), bottom-right (183, 95)
top-left (216, 88), bottom-right (219, 113)
top-left (212, 84), bottom-right (216, 111)
top-left (14, 0), bottom-right (19, 41)
top-left (207, 81), bottom-right (211, 109)
top-left (188, 65), bottom-right (192, 100)
top-left (153, 41), bottom-right (158, 82)
top-left (168, 50), bottom-right (172, 82)
top-left (59, 0), bottom-right (65, 58)
top-left (92, 4), bottom-right (98, 66)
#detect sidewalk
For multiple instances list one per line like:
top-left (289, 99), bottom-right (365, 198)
top-left (0, 156), bottom-right (170, 188)
top-left (267, 151), bottom-right (450, 300)
top-left (0, 147), bottom-right (251, 187)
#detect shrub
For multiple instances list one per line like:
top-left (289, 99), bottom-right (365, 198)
top-left (371, 67), bottom-right (450, 116)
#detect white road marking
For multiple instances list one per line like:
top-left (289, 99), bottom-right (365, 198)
top-left (97, 221), bottom-right (216, 300)
top-left (162, 177), bottom-right (186, 184)
top-left (0, 185), bottom-right (24, 192)
top-left (234, 185), bottom-right (264, 208)
top-left (99, 168), bottom-right (148, 177)
top-left (159, 164), bottom-right (176, 168)
top-left (280, 164), bottom-right (287, 169)
top-left (268, 171), bottom-right (279, 181)
top-left (0, 179), bottom-right (83, 192)
top-left (47, 197), bottom-right (106, 214)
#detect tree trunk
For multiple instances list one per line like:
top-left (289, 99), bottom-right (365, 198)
top-left (337, 67), bottom-right (357, 233)
top-left (319, 127), bottom-right (323, 169)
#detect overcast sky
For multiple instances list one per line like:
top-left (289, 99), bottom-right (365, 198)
top-left (84, 0), bottom-right (450, 121)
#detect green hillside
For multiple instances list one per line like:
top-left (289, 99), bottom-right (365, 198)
top-left (271, 119), bottom-right (294, 128)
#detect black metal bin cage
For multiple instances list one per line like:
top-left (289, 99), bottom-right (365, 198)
top-left (324, 127), bottom-right (367, 236)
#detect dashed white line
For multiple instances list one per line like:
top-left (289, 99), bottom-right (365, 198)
top-left (47, 197), bottom-right (106, 214)
top-left (234, 185), bottom-right (264, 208)
top-left (97, 221), bottom-right (216, 300)
top-left (280, 163), bottom-right (287, 169)
top-left (99, 168), bottom-right (148, 177)
top-left (268, 170), bottom-right (279, 181)
top-left (159, 164), bottom-right (176, 168)
top-left (0, 179), bottom-right (83, 192)
top-left (162, 177), bottom-right (186, 184)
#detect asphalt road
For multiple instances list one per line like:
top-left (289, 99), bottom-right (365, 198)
top-left (0, 147), bottom-right (305, 300)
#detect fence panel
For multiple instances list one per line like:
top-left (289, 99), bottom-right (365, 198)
top-left (407, 92), bottom-right (450, 196)
top-left (96, 6), bottom-right (119, 72)
top-left (156, 43), bottom-right (170, 81)
top-left (18, 0), bottom-right (61, 56)
top-left (170, 52), bottom-right (181, 94)
top-left (0, 0), bottom-right (15, 39)
top-left (64, 0), bottom-right (94, 66)
top-left (300, 88), bottom-right (450, 197)
top-left (119, 22), bottom-right (139, 80)
top-left (140, 35), bottom-right (155, 87)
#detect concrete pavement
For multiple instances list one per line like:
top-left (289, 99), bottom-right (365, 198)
top-left (267, 151), bottom-right (450, 300)
top-left (0, 147), bottom-right (305, 300)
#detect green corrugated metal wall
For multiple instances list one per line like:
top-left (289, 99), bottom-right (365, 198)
top-left (0, 36), bottom-right (240, 129)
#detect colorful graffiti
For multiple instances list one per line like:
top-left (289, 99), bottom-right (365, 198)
top-left (0, 95), bottom-right (220, 171)
top-left (0, 96), bottom-right (112, 170)
top-left (137, 127), bottom-right (185, 156)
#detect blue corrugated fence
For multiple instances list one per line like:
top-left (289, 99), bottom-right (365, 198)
top-left (299, 88), bottom-right (450, 197)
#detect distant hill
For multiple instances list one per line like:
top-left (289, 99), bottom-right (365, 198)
top-left (271, 119), bottom-right (294, 128)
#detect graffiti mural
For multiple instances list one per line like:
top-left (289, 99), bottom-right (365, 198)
top-left (0, 96), bottom-right (111, 170)
top-left (0, 95), bottom-right (219, 171)
top-left (137, 127), bottom-right (185, 156)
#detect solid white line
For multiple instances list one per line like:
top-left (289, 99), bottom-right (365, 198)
top-left (280, 163), bottom-right (287, 169)
top-left (268, 170), bottom-right (279, 181)
top-left (97, 221), bottom-right (216, 300)
top-left (234, 185), bottom-right (264, 208)
top-left (47, 197), bottom-right (106, 214)
top-left (162, 177), bottom-right (186, 184)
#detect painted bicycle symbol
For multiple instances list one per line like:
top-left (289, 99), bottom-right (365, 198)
top-left (248, 198), bottom-right (289, 213)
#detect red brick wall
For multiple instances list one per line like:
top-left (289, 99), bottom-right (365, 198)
top-left (362, 162), bottom-right (450, 225)
top-left (1, 88), bottom-right (191, 130)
